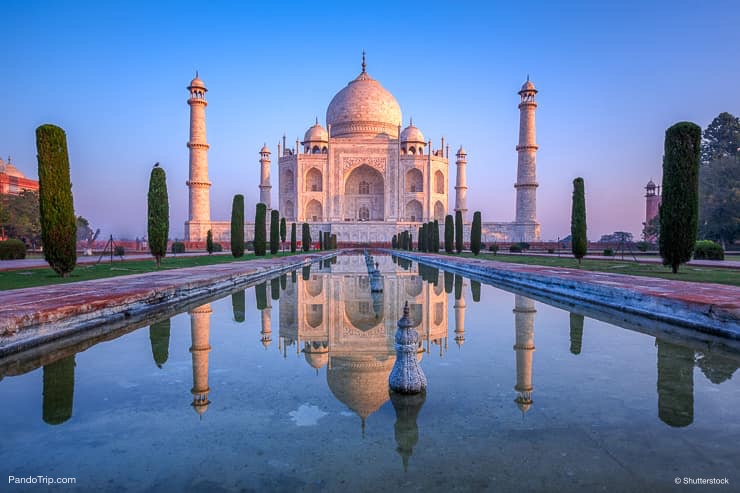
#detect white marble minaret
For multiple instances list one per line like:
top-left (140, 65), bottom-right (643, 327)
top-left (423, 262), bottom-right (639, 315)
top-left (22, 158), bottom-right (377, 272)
top-left (513, 295), bottom-right (536, 414)
top-left (185, 73), bottom-right (211, 242)
top-left (514, 77), bottom-right (541, 242)
top-left (454, 146), bottom-right (468, 222)
top-left (259, 144), bottom-right (272, 210)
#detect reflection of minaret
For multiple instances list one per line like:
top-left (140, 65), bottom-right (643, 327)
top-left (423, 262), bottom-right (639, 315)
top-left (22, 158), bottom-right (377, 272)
top-left (390, 391), bottom-right (426, 472)
top-left (42, 356), bottom-right (75, 425)
top-left (656, 339), bottom-right (694, 427)
top-left (189, 303), bottom-right (212, 416)
top-left (261, 302), bottom-right (272, 350)
top-left (513, 295), bottom-right (536, 413)
top-left (454, 280), bottom-right (467, 347)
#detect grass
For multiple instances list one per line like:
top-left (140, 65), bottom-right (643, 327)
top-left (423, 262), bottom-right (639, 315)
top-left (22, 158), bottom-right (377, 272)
top-left (440, 252), bottom-right (740, 287)
top-left (0, 251), bottom-right (304, 291)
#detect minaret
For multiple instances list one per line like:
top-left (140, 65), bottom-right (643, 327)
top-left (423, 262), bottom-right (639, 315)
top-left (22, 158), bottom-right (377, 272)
top-left (513, 295), bottom-right (536, 414)
top-left (259, 144), bottom-right (272, 210)
top-left (185, 72), bottom-right (211, 242)
top-left (454, 280), bottom-right (467, 347)
top-left (514, 77), bottom-right (540, 242)
top-left (189, 303), bottom-right (212, 416)
top-left (644, 180), bottom-right (661, 241)
top-left (454, 146), bottom-right (468, 222)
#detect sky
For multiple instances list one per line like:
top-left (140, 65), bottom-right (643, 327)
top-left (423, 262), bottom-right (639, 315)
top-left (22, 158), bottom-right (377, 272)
top-left (3, 0), bottom-right (739, 241)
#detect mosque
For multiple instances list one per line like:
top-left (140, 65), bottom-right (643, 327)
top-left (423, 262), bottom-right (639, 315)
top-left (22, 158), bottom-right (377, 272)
top-left (183, 55), bottom-right (541, 245)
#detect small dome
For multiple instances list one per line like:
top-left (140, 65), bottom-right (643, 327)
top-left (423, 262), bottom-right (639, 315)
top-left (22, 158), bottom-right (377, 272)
top-left (456, 145), bottom-right (467, 156)
top-left (400, 122), bottom-right (425, 143)
top-left (260, 143), bottom-right (270, 154)
top-left (189, 73), bottom-right (206, 89)
top-left (0, 160), bottom-right (26, 178)
top-left (304, 348), bottom-right (329, 369)
top-left (646, 179), bottom-right (656, 188)
top-left (519, 79), bottom-right (536, 93)
top-left (304, 122), bottom-right (328, 143)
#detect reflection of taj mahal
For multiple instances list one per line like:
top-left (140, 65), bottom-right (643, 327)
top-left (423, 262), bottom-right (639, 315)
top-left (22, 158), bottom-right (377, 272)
top-left (184, 54), bottom-right (541, 244)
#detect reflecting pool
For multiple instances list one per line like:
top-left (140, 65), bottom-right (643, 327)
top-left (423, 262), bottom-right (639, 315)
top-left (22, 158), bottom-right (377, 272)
top-left (1, 254), bottom-right (738, 492)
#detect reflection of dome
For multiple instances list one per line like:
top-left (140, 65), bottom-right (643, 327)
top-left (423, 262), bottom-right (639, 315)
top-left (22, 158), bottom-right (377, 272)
top-left (304, 121), bottom-right (328, 142)
top-left (515, 395), bottom-right (532, 414)
top-left (327, 355), bottom-right (395, 419)
top-left (304, 341), bottom-right (329, 369)
top-left (400, 121), bottom-right (425, 143)
top-left (326, 62), bottom-right (402, 138)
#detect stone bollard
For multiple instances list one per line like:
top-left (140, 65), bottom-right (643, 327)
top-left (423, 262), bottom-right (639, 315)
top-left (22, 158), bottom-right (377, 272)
top-left (389, 302), bottom-right (427, 394)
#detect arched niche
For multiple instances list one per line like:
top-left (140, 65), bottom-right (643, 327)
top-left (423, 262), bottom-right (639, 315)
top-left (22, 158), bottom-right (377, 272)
top-left (343, 164), bottom-right (384, 221)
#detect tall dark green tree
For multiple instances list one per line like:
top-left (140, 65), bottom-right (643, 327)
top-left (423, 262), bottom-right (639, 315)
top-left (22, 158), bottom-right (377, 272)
top-left (700, 112), bottom-right (739, 165)
top-left (149, 318), bottom-right (171, 367)
top-left (280, 217), bottom-right (287, 250)
top-left (471, 211), bottom-right (482, 255)
top-left (444, 214), bottom-right (454, 253)
top-left (571, 177), bottom-right (587, 264)
top-left (290, 222), bottom-right (297, 252)
top-left (147, 163), bottom-right (169, 268)
top-left (206, 229), bottom-right (214, 255)
top-left (419, 226), bottom-right (425, 251)
top-left (254, 203), bottom-right (267, 256)
top-left (455, 210), bottom-right (463, 253)
top-left (231, 194), bottom-right (245, 257)
top-left (270, 209), bottom-right (280, 254)
top-left (36, 124), bottom-right (77, 276)
top-left (433, 220), bottom-right (440, 253)
top-left (302, 223), bottom-right (311, 252)
top-left (392, 234), bottom-right (398, 249)
top-left (569, 313), bottom-right (584, 355)
top-left (659, 122), bottom-right (701, 273)
top-left (319, 230), bottom-right (323, 250)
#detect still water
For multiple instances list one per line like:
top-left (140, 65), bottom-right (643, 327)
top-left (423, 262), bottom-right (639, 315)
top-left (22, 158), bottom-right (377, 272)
top-left (1, 254), bottom-right (738, 492)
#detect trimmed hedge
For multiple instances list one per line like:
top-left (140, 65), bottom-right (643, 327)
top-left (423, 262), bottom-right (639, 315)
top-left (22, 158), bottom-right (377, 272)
top-left (693, 240), bottom-right (724, 260)
top-left (0, 239), bottom-right (27, 260)
top-left (171, 241), bottom-right (185, 254)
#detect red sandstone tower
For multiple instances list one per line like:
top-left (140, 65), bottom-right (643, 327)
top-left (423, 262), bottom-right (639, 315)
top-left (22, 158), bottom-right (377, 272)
top-left (644, 179), bottom-right (661, 241)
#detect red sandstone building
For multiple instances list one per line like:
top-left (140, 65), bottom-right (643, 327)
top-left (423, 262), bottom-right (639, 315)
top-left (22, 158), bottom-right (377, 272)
top-left (0, 156), bottom-right (39, 196)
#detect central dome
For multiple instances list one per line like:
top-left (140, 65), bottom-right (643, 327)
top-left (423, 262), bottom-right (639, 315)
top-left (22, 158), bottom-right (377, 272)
top-left (326, 66), bottom-right (402, 139)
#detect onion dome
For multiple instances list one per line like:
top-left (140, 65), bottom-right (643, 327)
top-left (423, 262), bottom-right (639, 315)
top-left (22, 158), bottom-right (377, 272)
top-left (188, 71), bottom-right (207, 90)
top-left (456, 145), bottom-right (467, 157)
top-left (260, 143), bottom-right (270, 154)
top-left (646, 179), bottom-right (656, 188)
top-left (303, 119), bottom-right (329, 143)
top-left (326, 54), bottom-right (402, 138)
top-left (303, 341), bottom-right (329, 370)
top-left (400, 119), bottom-right (425, 143)
top-left (519, 76), bottom-right (537, 94)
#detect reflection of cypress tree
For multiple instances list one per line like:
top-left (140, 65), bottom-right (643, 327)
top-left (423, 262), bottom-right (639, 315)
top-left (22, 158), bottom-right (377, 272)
top-left (255, 282), bottom-right (268, 310)
top-left (291, 270), bottom-right (297, 283)
top-left (454, 274), bottom-right (463, 300)
top-left (444, 271), bottom-right (454, 294)
top-left (697, 352), bottom-right (738, 384)
top-left (43, 356), bottom-right (75, 425)
top-left (429, 266), bottom-right (439, 286)
top-left (280, 273), bottom-right (287, 291)
top-left (390, 391), bottom-right (426, 472)
top-left (232, 291), bottom-right (245, 323)
top-left (149, 318), bottom-right (171, 366)
top-left (271, 277), bottom-right (280, 300)
top-left (657, 339), bottom-right (694, 427)
top-left (569, 313), bottom-right (584, 355)
top-left (302, 264), bottom-right (311, 281)
top-left (470, 280), bottom-right (481, 302)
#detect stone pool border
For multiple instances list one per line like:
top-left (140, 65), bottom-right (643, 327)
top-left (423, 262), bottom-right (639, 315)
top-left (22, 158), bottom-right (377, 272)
top-left (0, 252), bottom-right (337, 357)
top-left (390, 251), bottom-right (740, 339)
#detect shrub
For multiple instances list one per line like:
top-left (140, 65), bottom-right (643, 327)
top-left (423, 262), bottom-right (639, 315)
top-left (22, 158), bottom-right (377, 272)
top-left (213, 243), bottom-right (223, 252)
top-left (147, 165), bottom-right (169, 267)
top-left (547, 248), bottom-right (555, 254)
top-left (489, 244), bottom-right (499, 254)
top-left (693, 240), bottom-right (724, 260)
top-left (206, 229), bottom-right (214, 255)
top-left (659, 122), bottom-right (701, 273)
top-left (603, 248), bottom-right (613, 256)
top-left (245, 241), bottom-right (254, 251)
top-left (37, 124), bottom-right (77, 276)
top-left (171, 241), bottom-right (185, 254)
top-left (114, 245), bottom-right (125, 257)
top-left (636, 241), bottom-right (650, 252)
top-left (0, 239), bottom-right (27, 260)
top-left (509, 244), bottom-right (522, 253)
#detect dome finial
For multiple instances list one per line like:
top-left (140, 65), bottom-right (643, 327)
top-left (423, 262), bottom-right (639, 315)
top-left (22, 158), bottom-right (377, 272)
top-left (362, 49), bottom-right (366, 73)
top-left (526, 73), bottom-right (529, 82)
top-left (315, 116), bottom-right (319, 125)
top-left (195, 70), bottom-right (199, 78)
top-left (409, 117), bottom-right (413, 126)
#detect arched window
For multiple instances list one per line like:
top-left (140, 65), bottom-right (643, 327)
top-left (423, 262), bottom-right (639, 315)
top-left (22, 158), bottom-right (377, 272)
top-left (359, 181), bottom-right (370, 194)
top-left (312, 145), bottom-right (320, 154)
top-left (306, 168), bottom-right (322, 192)
top-left (359, 206), bottom-right (370, 221)
top-left (282, 170), bottom-right (295, 192)
top-left (435, 171), bottom-right (444, 194)
top-left (406, 168), bottom-right (423, 193)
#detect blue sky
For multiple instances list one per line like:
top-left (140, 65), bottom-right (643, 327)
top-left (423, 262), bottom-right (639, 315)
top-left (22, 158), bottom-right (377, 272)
top-left (3, 1), bottom-right (739, 240)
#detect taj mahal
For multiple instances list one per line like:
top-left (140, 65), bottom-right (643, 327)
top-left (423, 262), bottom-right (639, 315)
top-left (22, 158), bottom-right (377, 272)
top-left (184, 54), bottom-right (541, 245)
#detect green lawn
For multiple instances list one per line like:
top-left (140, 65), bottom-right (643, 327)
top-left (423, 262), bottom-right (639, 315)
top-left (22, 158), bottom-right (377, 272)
top-left (442, 252), bottom-right (740, 287)
top-left (0, 252), bottom-right (303, 291)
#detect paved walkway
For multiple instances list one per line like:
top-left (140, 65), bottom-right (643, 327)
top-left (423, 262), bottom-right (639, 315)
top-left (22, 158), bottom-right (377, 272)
top-left (0, 251), bottom-right (230, 271)
top-left (500, 252), bottom-right (740, 269)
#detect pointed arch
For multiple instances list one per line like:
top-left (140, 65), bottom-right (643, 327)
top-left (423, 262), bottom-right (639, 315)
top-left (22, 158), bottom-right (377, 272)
top-left (406, 168), bottom-right (423, 193)
top-left (435, 170), bottom-right (445, 194)
top-left (306, 199), bottom-right (322, 222)
top-left (406, 199), bottom-right (423, 222)
top-left (305, 168), bottom-right (323, 192)
top-left (434, 200), bottom-right (445, 220)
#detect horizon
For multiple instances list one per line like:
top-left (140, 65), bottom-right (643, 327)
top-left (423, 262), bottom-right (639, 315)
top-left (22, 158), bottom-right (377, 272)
top-left (3, 1), bottom-right (739, 241)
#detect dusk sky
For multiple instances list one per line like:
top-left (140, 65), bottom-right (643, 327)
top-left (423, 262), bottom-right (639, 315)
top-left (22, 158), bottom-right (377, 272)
top-left (3, 1), bottom-right (739, 241)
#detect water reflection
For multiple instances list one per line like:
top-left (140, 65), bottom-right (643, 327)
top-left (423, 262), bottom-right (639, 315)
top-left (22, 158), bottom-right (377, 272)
top-left (149, 318), bottom-right (171, 367)
top-left (42, 355), bottom-right (75, 425)
top-left (569, 313), bottom-right (584, 355)
top-left (189, 304), bottom-right (212, 416)
top-left (232, 291), bottom-right (245, 323)
top-left (513, 295), bottom-right (536, 413)
top-left (656, 339), bottom-right (694, 427)
top-left (390, 391), bottom-right (426, 471)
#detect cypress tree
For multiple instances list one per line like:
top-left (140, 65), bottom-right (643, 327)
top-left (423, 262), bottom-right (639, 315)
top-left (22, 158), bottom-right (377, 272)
top-left (36, 124), bottom-right (77, 276)
top-left (271, 277), bottom-right (280, 300)
top-left (433, 219), bottom-right (440, 252)
top-left (444, 214), bottom-right (454, 253)
top-left (149, 318), bottom-right (171, 367)
top-left (231, 195), bottom-right (245, 258)
top-left (147, 164), bottom-right (169, 268)
top-left (280, 273), bottom-right (287, 290)
top-left (455, 210), bottom-right (463, 253)
top-left (392, 234), bottom-right (397, 249)
top-left (330, 234), bottom-right (337, 250)
top-left (290, 222), bottom-right (297, 252)
top-left (408, 233), bottom-right (413, 251)
top-left (660, 122), bottom-right (701, 273)
top-left (232, 290), bottom-right (245, 323)
top-left (427, 221), bottom-right (434, 253)
top-left (302, 223), bottom-right (311, 251)
top-left (319, 231), bottom-right (324, 250)
top-left (280, 217), bottom-right (287, 250)
top-left (571, 177), bottom-right (587, 264)
top-left (254, 203), bottom-right (267, 256)
top-left (206, 229), bottom-right (214, 255)
top-left (324, 232), bottom-right (330, 250)
top-left (444, 271), bottom-right (454, 294)
top-left (270, 209), bottom-right (280, 254)
top-left (470, 280), bottom-right (481, 302)
top-left (569, 313), bottom-right (584, 355)
top-left (471, 211), bottom-right (482, 255)
top-left (42, 355), bottom-right (75, 425)
top-left (419, 225), bottom-right (426, 252)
